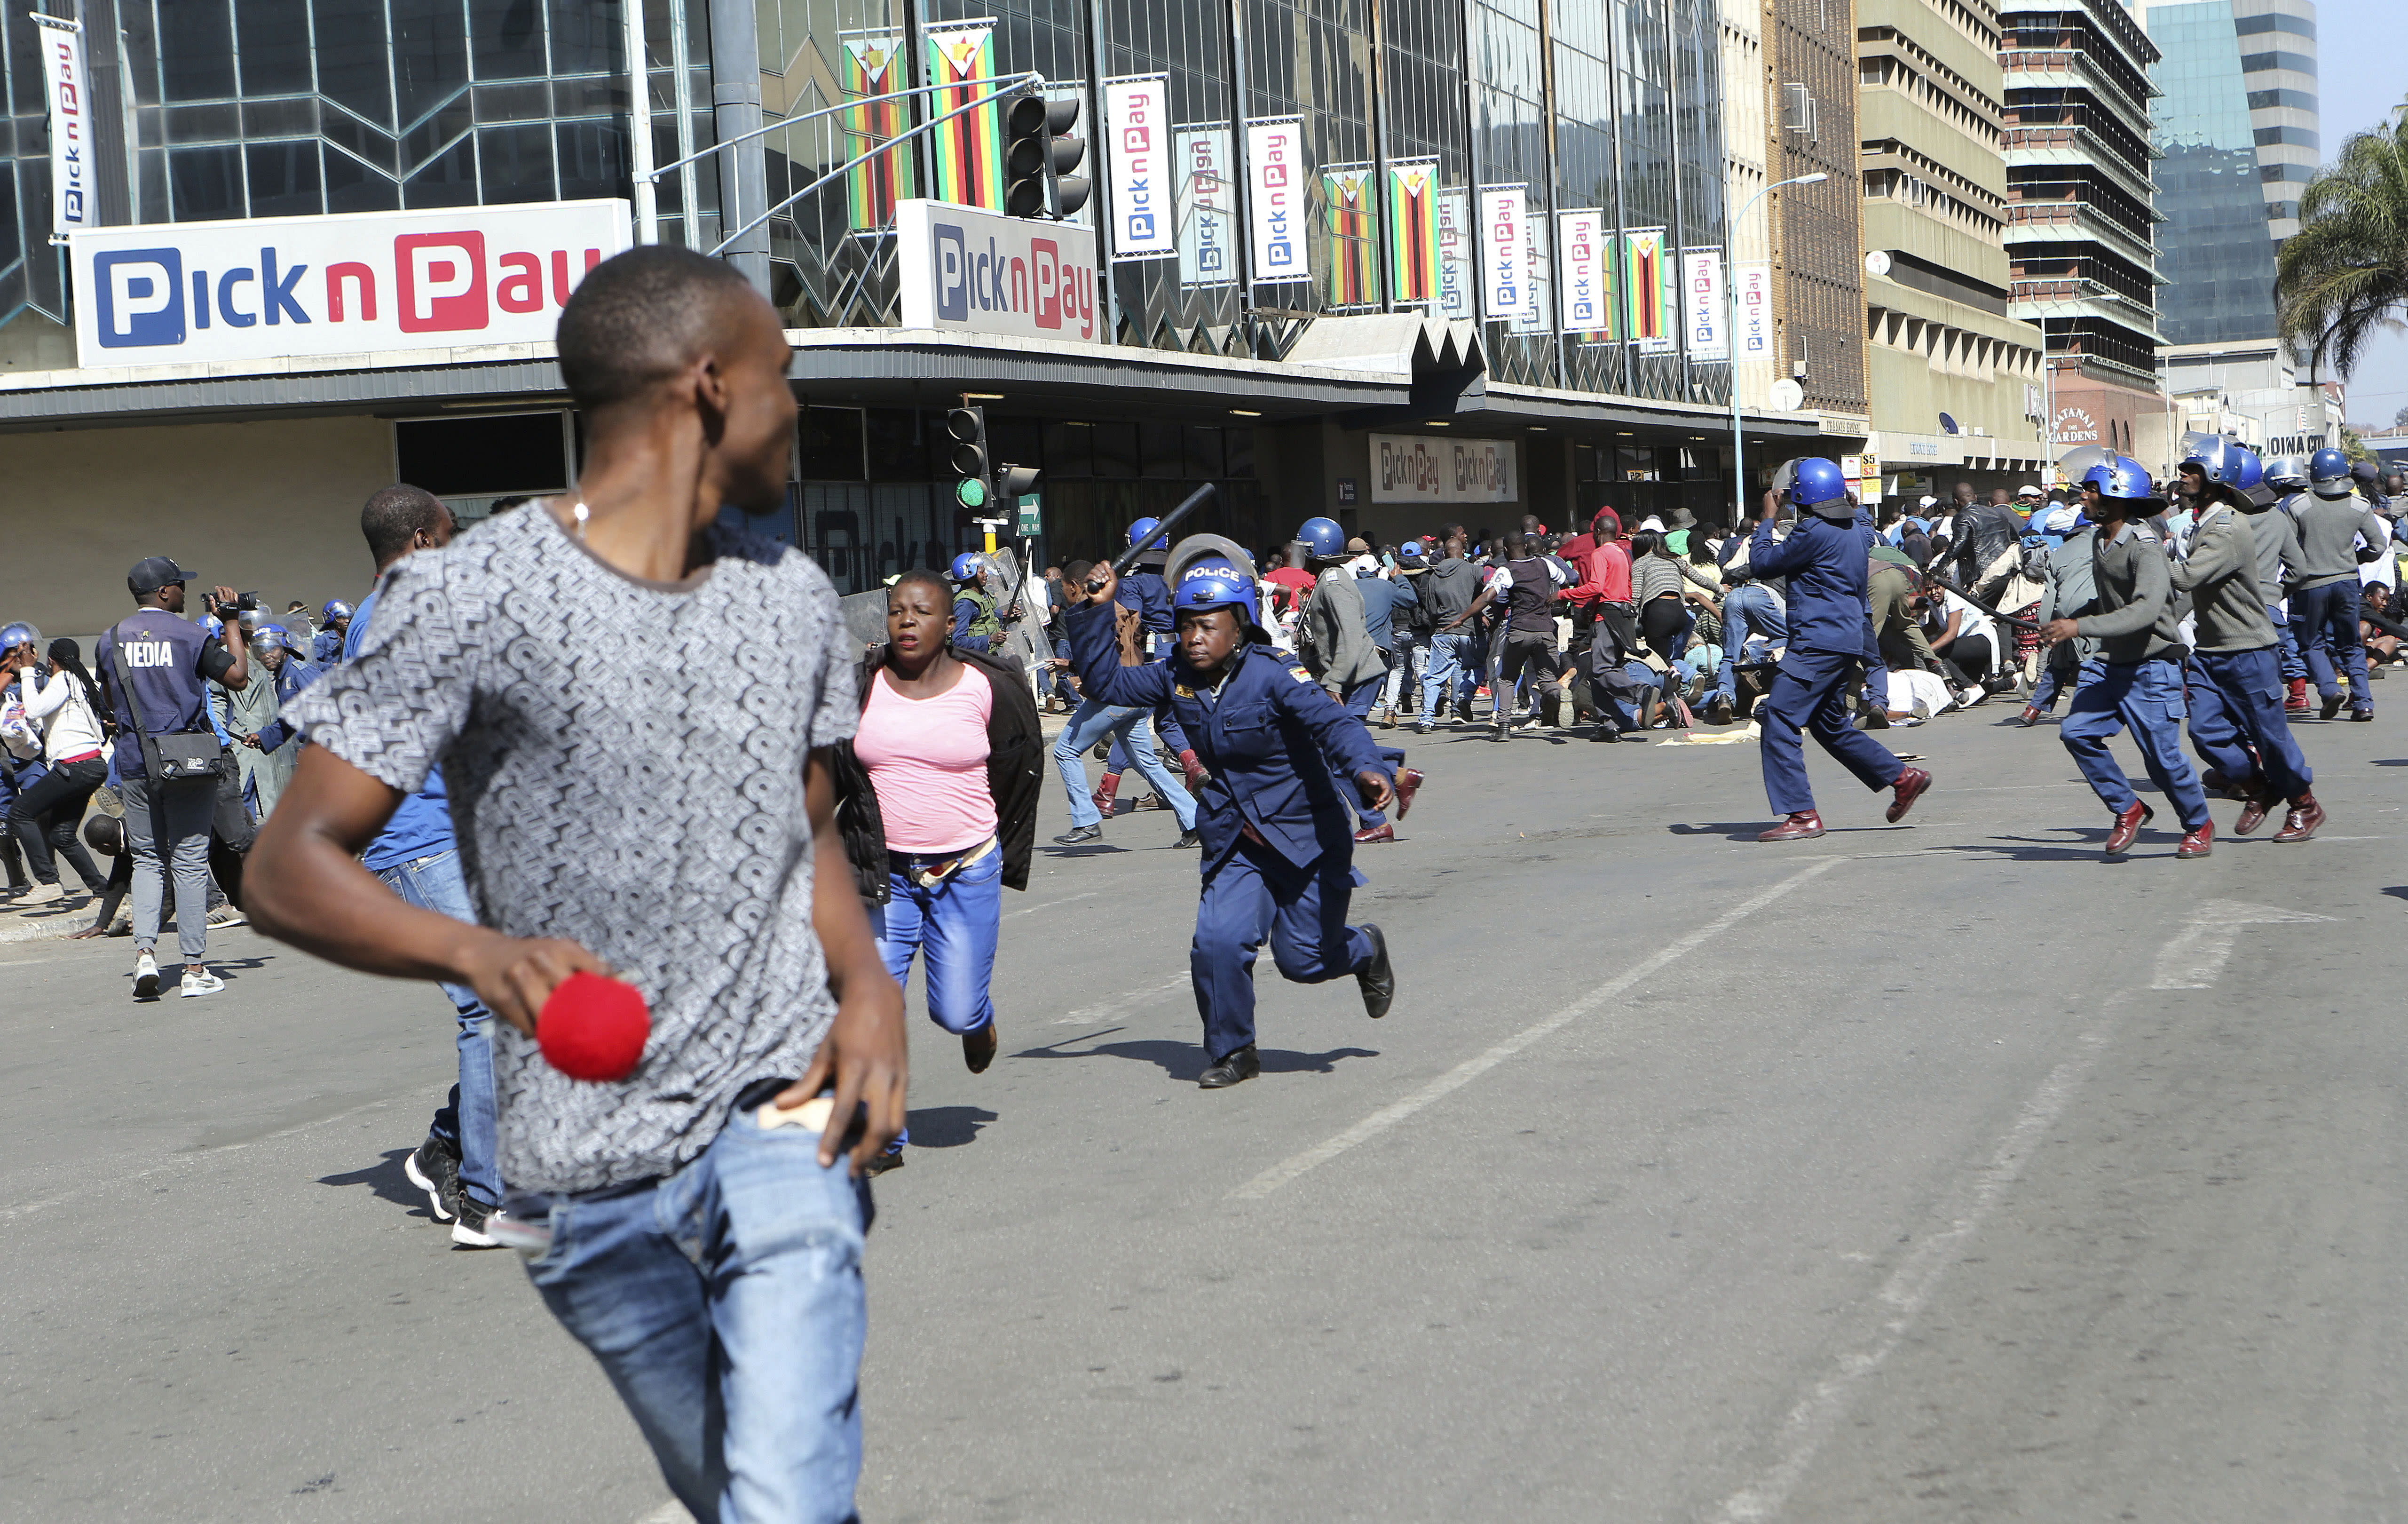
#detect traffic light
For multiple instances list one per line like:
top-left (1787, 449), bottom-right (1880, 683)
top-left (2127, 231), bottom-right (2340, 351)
top-left (945, 405), bottom-right (989, 511)
top-left (1005, 91), bottom-right (1090, 220)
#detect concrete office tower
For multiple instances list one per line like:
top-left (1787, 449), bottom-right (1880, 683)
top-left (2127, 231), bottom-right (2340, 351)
top-left (1999, 0), bottom-right (2167, 465)
top-left (1858, 0), bottom-right (2050, 496)
top-left (2136, 0), bottom-right (2338, 460)
top-left (1721, 0), bottom-right (1775, 412)
top-left (1762, 0), bottom-right (1874, 445)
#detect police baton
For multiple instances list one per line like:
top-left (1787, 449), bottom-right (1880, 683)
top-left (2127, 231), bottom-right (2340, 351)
top-left (1085, 483), bottom-right (1219, 594)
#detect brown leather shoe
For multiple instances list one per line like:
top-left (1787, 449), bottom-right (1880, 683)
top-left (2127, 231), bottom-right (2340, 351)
top-left (2234, 780), bottom-right (2278, 834)
top-left (2272, 793), bottom-right (2325, 843)
top-left (1353, 823), bottom-right (1396, 844)
top-left (2104, 799), bottom-right (2153, 854)
top-left (1758, 811), bottom-right (1825, 842)
top-left (1393, 768), bottom-right (1425, 820)
top-left (963, 1020), bottom-right (998, 1074)
top-left (2018, 705), bottom-right (2041, 727)
top-left (1887, 767), bottom-right (1932, 823)
top-left (1090, 773), bottom-right (1121, 818)
top-left (2177, 818), bottom-right (2214, 859)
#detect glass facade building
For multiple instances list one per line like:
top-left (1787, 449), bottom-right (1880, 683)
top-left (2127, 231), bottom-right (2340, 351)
top-left (2140, 0), bottom-right (2314, 347)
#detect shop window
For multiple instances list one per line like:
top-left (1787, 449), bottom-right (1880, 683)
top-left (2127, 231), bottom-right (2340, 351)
top-left (799, 406), bottom-right (865, 480)
top-left (1044, 421), bottom-right (1094, 478)
top-left (989, 417), bottom-right (1043, 476)
top-left (1225, 428), bottom-right (1255, 478)
top-left (866, 408), bottom-right (925, 481)
top-left (1185, 426), bottom-right (1226, 479)
top-left (1092, 421), bottom-right (1140, 479)
top-left (1140, 420), bottom-right (1184, 479)
top-left (393, 412), bottom-right (570, 499)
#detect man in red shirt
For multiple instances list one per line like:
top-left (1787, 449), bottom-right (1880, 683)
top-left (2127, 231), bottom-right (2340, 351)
top-left (1262, 542), bottom-right (1317, 622)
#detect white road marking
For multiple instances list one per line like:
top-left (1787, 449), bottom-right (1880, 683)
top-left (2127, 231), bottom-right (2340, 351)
top-left (0, 1096), bottom-right (398, 1223)
top-left (633, 1503), bottom-right (695, 1524)
top-left (2149, 897), bottom-right (2336, 990)
top-left (1228, 858), bottom-right (1845, 1201)
top-left (1052, 973), bottom-right (1191, 1024)
top-left (1006, 890), bottom-right (1099, 919)
top-left (1709, 991), bottom-right (2130, 1524)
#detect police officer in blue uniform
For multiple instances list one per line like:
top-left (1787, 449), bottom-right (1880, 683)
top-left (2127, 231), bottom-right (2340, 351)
top-left (2039, 459), bottom-right (2216, 858)
top-left (1093, 516), bottom-right (1207, 807)
top-left (1747, 458), bottom-right (1933, 841)
top-left (311, 601), bottom-right (352, 667)
top-left (947, 551), bottom-right (1003, 655)
top-left (1068, 538), bottom-right (1398, 1089)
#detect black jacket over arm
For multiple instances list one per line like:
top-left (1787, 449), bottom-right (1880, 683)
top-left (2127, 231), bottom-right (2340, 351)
top-left (829, 645), bottom-right (1043, 905)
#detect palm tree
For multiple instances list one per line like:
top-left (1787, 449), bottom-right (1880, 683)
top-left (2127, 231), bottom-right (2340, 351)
top-left (2277, 99), bottom-right (2408, 380)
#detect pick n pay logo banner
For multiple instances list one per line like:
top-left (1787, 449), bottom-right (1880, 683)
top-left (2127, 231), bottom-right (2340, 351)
top-left (71, 199), bottom-right (632, 372)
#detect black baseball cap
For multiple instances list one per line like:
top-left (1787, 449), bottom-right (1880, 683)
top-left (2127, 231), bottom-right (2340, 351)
top-left (127, 556), bottom-right (192, 594)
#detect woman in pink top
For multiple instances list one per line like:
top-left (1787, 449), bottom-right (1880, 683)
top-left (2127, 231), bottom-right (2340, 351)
top-left (832, 570), bottom-right (1042, 1170)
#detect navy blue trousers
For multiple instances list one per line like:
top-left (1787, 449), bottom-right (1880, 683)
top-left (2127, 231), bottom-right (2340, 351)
top-left (1757, 646), bottom-right (1904, 817)
top-left (2185, 646), bottom-right (2313, 800)
top-left (2060, 657), bottom-right (2211, 829)
top-left (2292, 580), bottom-right (2371, 713)
top-left (1339, 674), bottom-right (1406, 830)
top-left (1192, 837), bottom-right (1374, 1063)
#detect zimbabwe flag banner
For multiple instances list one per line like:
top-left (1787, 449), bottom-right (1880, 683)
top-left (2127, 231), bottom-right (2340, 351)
top-left (1323, 164), bottom-right (1378, 309)
top-left (840, 32), bottom-right (908, 231)
top-left (1386, 158), bottom-right (1439, 307)
top-left (924, 20), bottom-right (1002, 210)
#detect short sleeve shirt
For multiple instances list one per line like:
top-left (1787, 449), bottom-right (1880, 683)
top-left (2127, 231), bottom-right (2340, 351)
top-left (285, 508), bottom-right (859, 1196)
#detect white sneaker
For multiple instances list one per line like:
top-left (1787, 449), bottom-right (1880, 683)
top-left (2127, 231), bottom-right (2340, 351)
top-left (206, 903), bottom-right (246, 928)
top-left (1957, 685), bottom-right (1988, 708)
top-left (21, 880), bottom-right (63, 907)
top-left (180, 968), bottom-right (226, 998)
top-left (133, 950), bottom-right (161, 1000)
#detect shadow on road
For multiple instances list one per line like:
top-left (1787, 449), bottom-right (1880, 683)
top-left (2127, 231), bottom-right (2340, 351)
top-left (317, 1147), bottom-right (435, 1218)
top-left (906, 1106), bottom-right (998, 1148)
top-left (1012, 1037), bottom-right (1380, 1083)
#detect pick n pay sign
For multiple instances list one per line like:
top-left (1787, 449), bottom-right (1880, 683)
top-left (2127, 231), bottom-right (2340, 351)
top-left (70, 199), bottom-right (632, 372)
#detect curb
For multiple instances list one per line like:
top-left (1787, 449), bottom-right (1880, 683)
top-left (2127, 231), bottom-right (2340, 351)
top-left (0, 910), bottom-right (81, 945)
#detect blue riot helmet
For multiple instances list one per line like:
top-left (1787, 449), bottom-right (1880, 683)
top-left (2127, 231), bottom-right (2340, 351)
top-left (2095, 459), bottom-right (2159, 507)
top-left (1127, 516), bottom-right (1161, 548)
top-left (949, 551), bottom-right (986, 583)
top-left (2057, 445), bottom-right (2118, 486)
top-left (0, 620), bottom-right (39, 653)
top-left (1172, 555), bottom-right (1261, 629)
top-left (203, 615), bottom-right (225, 640)
top-left (2182, 437), bottom-right (2250, 489)
top-left (1295, 516), bottom-right (1347, 560)
top-left (2228, 445), bottom-right (2264, 495)
top-left (2264, 455), bottom-right (2308, 493)
top-left (1781, 457), bottom-right (1851, 519)
top-left (2307, 445), bottom-right (2353, 498)
top-left (1126, 515), bottom-right (1170, 566)
top-left (322, 599), bottom-right (354, 624)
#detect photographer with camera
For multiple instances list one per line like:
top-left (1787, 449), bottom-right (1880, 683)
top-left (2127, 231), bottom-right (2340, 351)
top-left (2, 623), bottom-right (112, 906)
top-left (95, 558), bottom-right (250, 1000)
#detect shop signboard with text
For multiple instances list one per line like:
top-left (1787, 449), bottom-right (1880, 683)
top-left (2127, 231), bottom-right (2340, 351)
top-left (897, 198), bottom-right (1102, 342)
top-left (70, 200), bottom-right (631, 371)
top-left (1370, 433), bottom-right (1518, 504)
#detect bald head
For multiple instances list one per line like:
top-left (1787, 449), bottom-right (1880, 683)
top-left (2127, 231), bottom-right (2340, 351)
top-left (557, 246), bottom-right (764, 413)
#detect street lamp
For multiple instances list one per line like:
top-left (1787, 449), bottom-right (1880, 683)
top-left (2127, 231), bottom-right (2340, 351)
top-left (1729, 172), bottom-right (1827, 525)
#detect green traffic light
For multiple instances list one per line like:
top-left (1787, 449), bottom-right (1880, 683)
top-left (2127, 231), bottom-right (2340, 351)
top-left (955, 477), bottom-right (988, 508)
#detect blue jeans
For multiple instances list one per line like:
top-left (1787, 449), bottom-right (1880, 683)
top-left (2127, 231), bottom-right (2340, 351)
top-left (2059, 657), bottom-right (2211, 828)
top-left (2031, 648), bottom-right (2077, 712)
top-left (1712, 584), bottom-right (1788, 707)
top-left (1382, 631), bottom-right (1425, 712)
top-left (1419, 631), bottom-right (1480, 717)
top-left (521, 1108), bottom-right (872, 1524)
top-left (1053, 698), bottom-right (1196, 829)
top-left (378, 848), bottom-right (501, 1209)
top-left (2293, 579), bottom-right (2371, 712)
top-left (1339, 674), bottom-right (1406, 830)
top-left (872, 847), bottom-right (1003, 1035)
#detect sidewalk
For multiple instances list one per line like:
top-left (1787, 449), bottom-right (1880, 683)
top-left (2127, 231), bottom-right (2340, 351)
top-left (0, 889), bottom-right (94, 945)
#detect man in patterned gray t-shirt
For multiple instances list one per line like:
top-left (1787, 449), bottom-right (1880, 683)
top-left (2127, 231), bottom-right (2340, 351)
top-left (252, 247), bottom-right (908, 1524)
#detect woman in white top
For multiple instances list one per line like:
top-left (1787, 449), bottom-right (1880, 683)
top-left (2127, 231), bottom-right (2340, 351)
top-left (1922, 588), bottom-right (1999, 703)
top-left (3, 629), bottom-right (112, 904)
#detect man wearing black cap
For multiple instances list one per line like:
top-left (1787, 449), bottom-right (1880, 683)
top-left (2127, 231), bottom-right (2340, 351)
top-left (95, 557), bottom-right (250, 999)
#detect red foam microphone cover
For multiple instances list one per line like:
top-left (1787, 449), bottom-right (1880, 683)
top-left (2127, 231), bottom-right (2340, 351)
top-left (537, 972), bottom-right (651, 1082)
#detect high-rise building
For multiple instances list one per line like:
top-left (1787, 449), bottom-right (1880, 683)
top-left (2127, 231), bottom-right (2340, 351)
top-left (1763, 0), bottom-right (1873, 443)
top-left (1857, 0), bottom-right (2049, 496)
top-left (0, 0), bottom-right (1837, 638)
top-left (2137, 0), bottom-right (2337, 461)
top-left (1998, 0), bottom-right (2166, 466)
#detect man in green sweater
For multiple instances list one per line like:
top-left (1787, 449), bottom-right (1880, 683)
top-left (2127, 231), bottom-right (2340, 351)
top-left (2039, 460), bottom-right (2214, 859)
top-left (2171, 441), bottom-right (2322, 843)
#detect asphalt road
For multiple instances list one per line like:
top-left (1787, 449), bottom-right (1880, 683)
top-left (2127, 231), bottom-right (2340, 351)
top-left (7, 698), bottom-right (2407, 1523)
